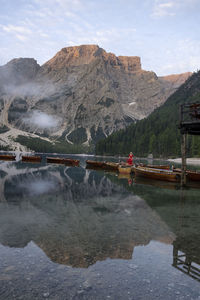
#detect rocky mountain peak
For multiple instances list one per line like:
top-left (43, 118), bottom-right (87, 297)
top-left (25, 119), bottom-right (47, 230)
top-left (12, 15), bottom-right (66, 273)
top-left (103, 54), bottom-right (141, 72)
top-left (0, 58), bottom-right (40, 86)
top-left (43, 44), bottom-right (101, 69)
top-left (42, 44), bottom-right (141, 73)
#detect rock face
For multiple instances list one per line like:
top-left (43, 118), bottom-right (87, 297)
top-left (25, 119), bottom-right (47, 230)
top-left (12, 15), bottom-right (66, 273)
top-left (0, 58), bottom-right (40, 90)
top-left (0, 45), bottom-right (191, 147)
top-left (158, 72), bottom-right (192, 100)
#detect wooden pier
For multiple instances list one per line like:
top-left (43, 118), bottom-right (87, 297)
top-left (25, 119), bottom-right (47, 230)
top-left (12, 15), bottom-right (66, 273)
top-left (179, 103), bottom-right (200, 186)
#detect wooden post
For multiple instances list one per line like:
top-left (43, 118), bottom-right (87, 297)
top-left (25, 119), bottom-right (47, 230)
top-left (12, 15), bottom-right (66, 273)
top-left (181, 133), bottom-right (187, 186)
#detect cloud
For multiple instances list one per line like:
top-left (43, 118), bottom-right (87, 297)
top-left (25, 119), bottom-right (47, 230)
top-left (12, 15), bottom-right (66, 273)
top-left (2, 24), bottom-right (32, 34)
top-left (24, 0), bottom-right (83, 21)
top-left (62, 27), bottom-right (137, 51)
top-left (23, 110), bottom-right (61, 129)
top-left (152, 38), bottom-right (200, 75)
top-left (15, 34), bottom-right (27, 41)
top-left (151, 0), bottom-right (200, 18)
top-left (3, 81), bottom-right (58, 97)
top-left (55, 0), bottom-right (83, 10)
top-left (159, 2), bottom-right (174, 8)
top-left (151, 1), bottom-right (176, 17)
top-left (0, 24), bottom-right (32, 42)
top-left (39, 32), bottom-right (49, 38)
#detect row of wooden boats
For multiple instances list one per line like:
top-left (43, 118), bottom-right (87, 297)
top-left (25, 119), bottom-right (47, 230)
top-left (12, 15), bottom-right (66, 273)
top-left (133, 166), bottom-right (200, 182)
top-left (1, 155), bottom-right (200, 183)
top-left (0, 154), bottom-right (79, 166)
top-left (132, 166), bottom-right (200, 182)
top-left (86, 160), bottom-right (200, 183)
top-left (86, 160), bottom-right (170, 172)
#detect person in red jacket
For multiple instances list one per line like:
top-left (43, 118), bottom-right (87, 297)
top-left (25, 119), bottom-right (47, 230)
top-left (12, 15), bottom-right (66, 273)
top-left (127, 152), bottom-right (134, 165)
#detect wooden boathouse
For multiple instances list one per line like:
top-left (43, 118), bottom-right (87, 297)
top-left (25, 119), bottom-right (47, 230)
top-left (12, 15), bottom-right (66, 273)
top-left (179, 103), bottom-right (200, 185)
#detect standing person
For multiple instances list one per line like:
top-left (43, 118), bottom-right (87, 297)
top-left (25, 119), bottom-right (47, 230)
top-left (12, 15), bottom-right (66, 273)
top-left (127, 152), bottom-right (134, 165)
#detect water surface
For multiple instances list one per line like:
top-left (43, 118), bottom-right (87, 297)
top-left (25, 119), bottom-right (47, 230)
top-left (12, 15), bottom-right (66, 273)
top-left (0, 156), bottom-right (200, 299)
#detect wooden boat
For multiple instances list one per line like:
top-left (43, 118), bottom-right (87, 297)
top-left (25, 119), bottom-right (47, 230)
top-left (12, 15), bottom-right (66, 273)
top-left (118, 165), bottom-right (132, 174)
top-left (47, 157), bottom-right (79, 166)
top-left (0, 154), bottom-right (16, 161)
top-left (22, 155), bottom-right (42, 163)
top-left (174, 168), bottom-right (200, 182)
top-left (187, 170), bottom-right (200, 181)
top-left (86, 160), bottom-right (106, 168)
top-left (133, 166), bottom-right (181, 182)
top-left (104, 162), bottom-right (119, 171)
top-left (139, 163), bottom-right (170, 170)
top-left (147, 164), bottom-right (170, 170)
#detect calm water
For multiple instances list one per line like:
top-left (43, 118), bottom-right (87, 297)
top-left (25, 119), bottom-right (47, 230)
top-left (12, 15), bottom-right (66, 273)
top-left (0, 155), bottom-right (200, 299)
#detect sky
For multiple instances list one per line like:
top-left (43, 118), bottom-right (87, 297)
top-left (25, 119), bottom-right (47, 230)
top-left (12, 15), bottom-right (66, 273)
top-left (0, 0), bottom-right (200, 76)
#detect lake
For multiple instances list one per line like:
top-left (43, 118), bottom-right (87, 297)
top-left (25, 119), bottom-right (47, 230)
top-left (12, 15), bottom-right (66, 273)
top-left (0, 155), bottom-right (200, 299)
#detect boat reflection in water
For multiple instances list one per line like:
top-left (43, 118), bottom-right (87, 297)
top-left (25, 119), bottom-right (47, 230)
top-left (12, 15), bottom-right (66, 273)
top-left (118, 173), bottom-right (133, 186)
top-left (133, 174), bottom-right (200, 190)
top-left (133, 176), bottom-right (180, 190)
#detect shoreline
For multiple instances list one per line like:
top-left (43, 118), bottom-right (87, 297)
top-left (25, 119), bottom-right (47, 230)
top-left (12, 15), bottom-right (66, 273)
top-left (1, 150), bottom-right (200, 166)
top-left (168, 158), bottom-right (200, 165)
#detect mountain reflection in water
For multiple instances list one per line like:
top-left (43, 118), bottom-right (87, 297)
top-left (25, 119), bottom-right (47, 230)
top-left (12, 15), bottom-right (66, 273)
top-left (0, 160), bottom-right (176, 268)
top-left (0, 158), bottom-right (200, 279)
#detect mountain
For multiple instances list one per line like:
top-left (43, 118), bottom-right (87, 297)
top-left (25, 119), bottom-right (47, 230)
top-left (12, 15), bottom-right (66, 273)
top-left (159, 72), bottom-right (192, 100)
top-left (95, 70), bottom-right (200, 158)
top-left (0, 45), bottom-right (191, 152)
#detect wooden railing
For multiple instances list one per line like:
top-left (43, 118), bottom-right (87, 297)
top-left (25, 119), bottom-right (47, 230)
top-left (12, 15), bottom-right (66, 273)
top-left (179, 103), bottom-right (200, 135)
top-left (180, 103), bottom-right (200, 124)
